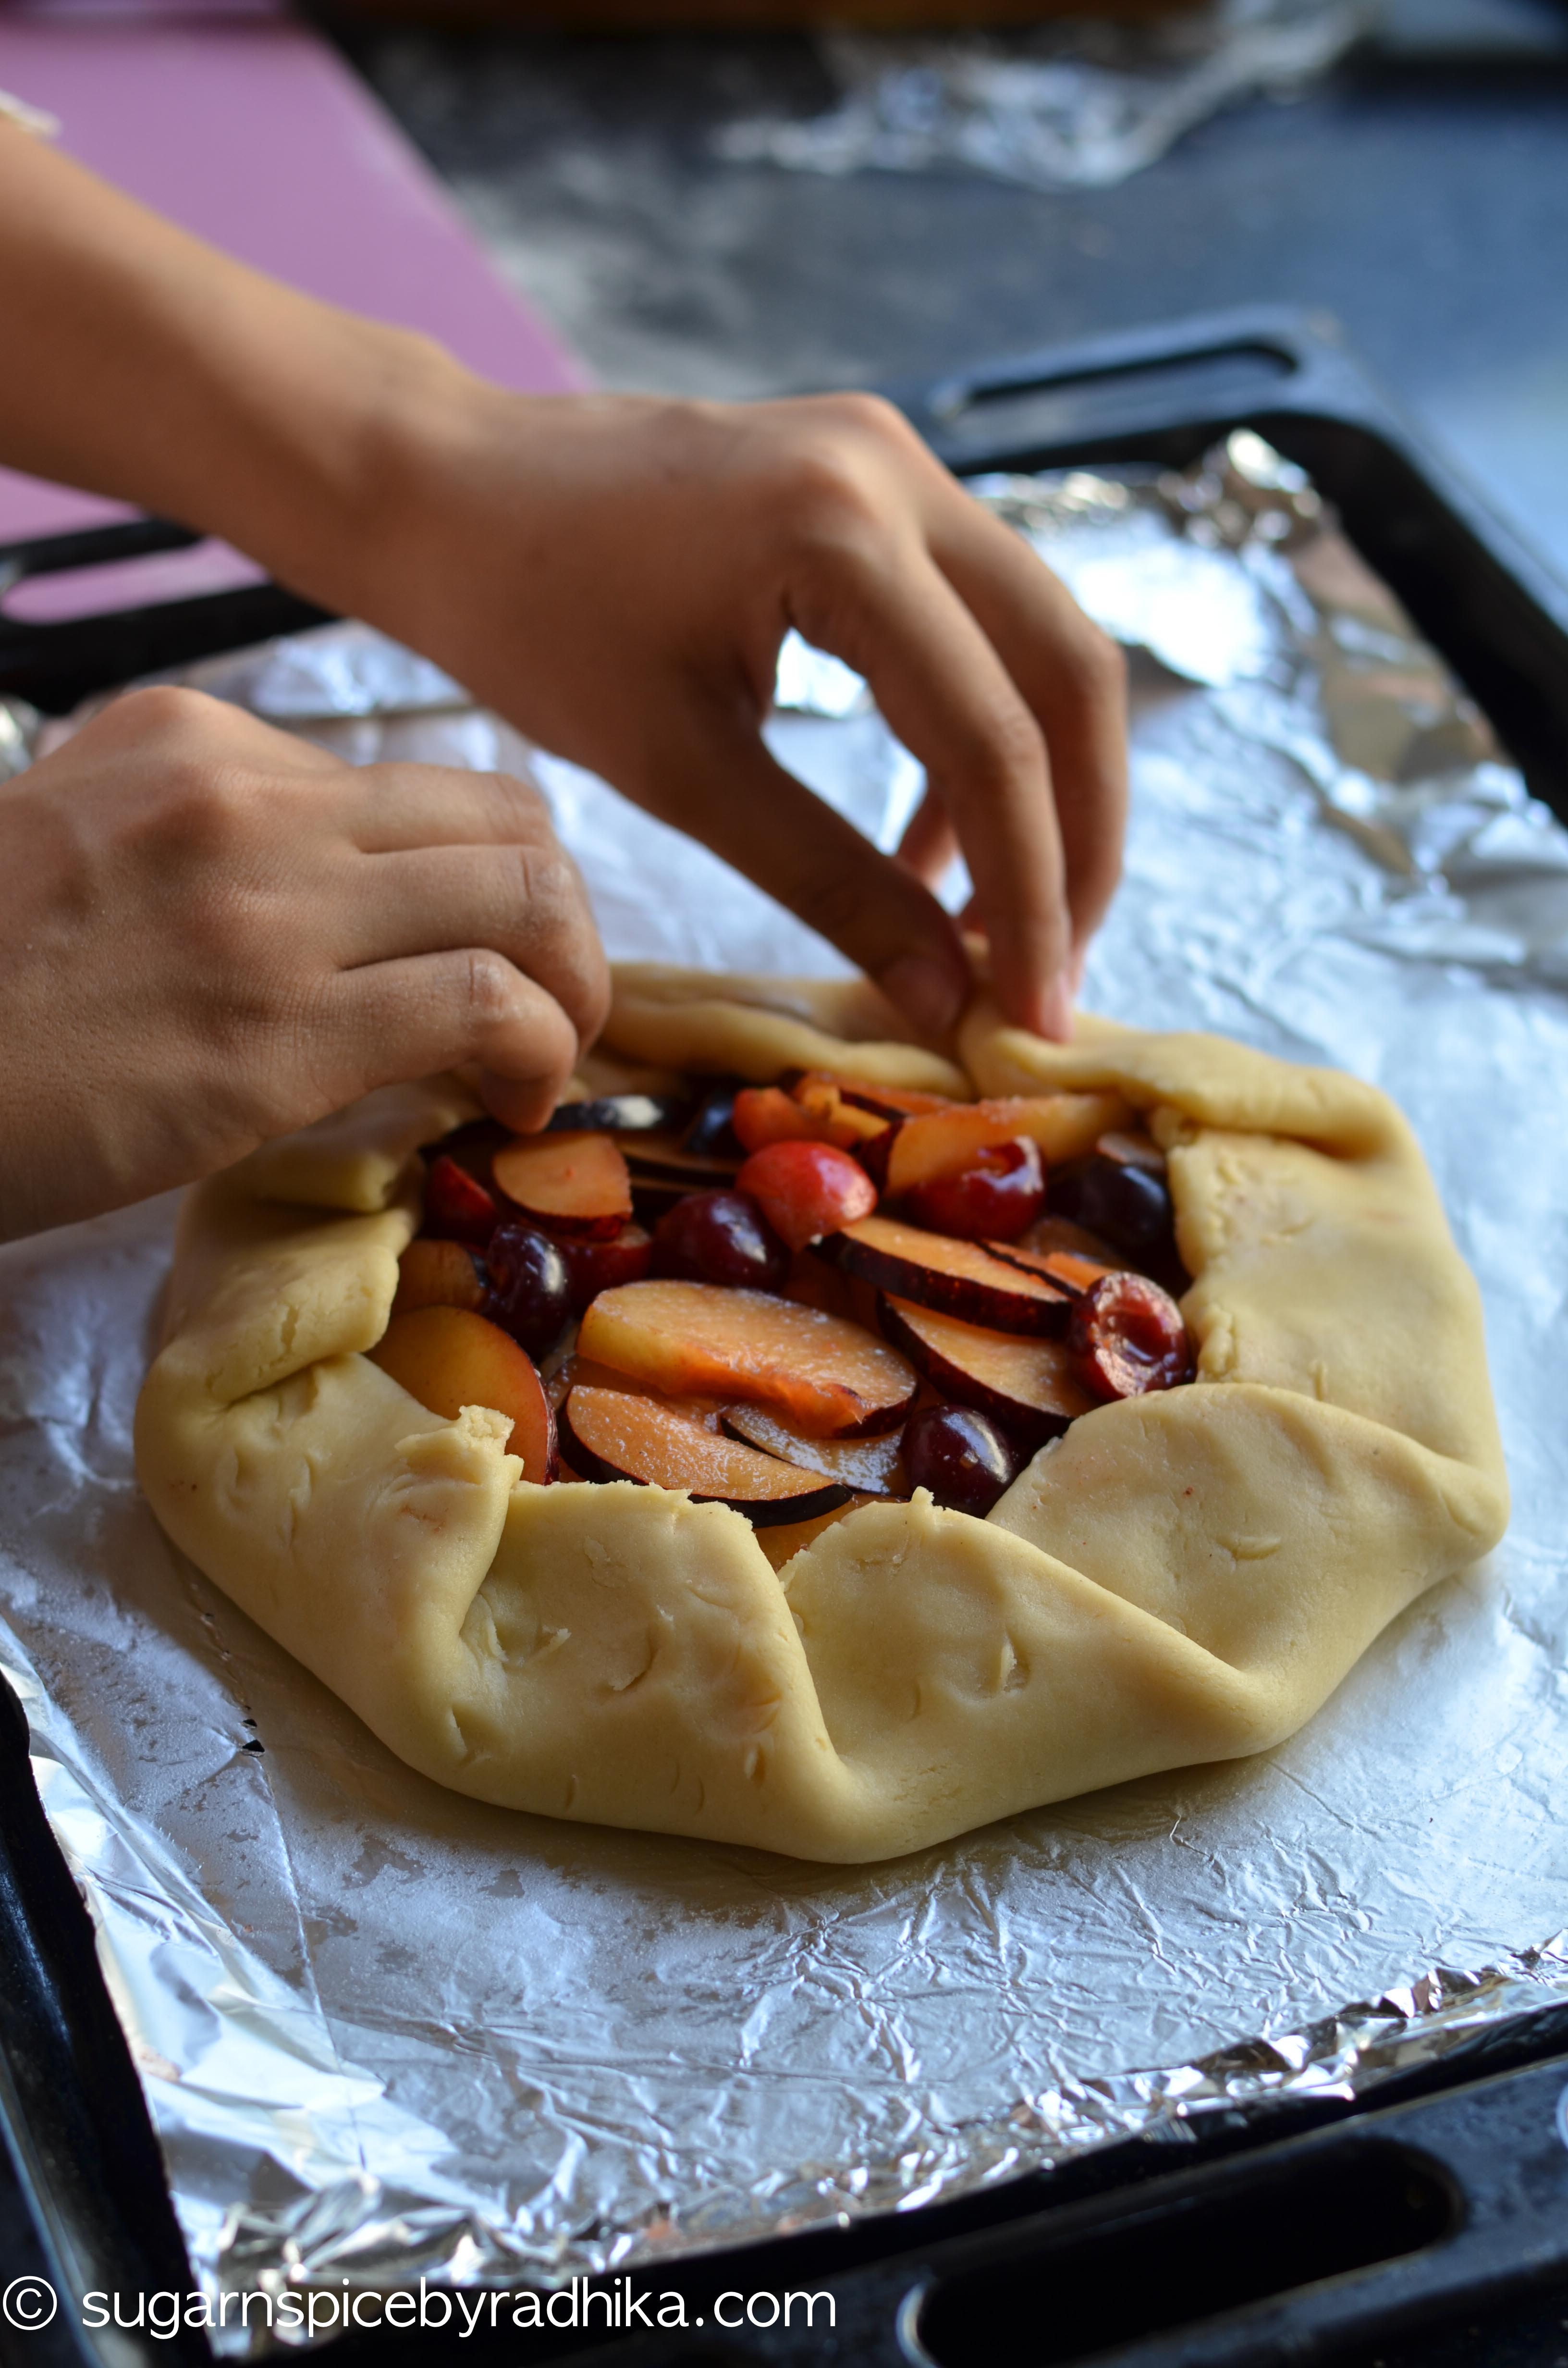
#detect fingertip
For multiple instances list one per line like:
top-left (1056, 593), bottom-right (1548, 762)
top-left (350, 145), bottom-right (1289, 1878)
top-left (878, 950), bottom-right (966, 1041)
top-left (477, 1065), bottom-right (568, 1137)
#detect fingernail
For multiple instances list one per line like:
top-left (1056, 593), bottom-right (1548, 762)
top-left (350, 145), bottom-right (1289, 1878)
top-left (881, 952), bottom-right (963, 1040)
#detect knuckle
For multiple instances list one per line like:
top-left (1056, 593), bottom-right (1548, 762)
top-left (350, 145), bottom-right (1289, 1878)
top-left (461, 947), bottom-right (521, 1036)
top-left (1062, 617), bottom-right (1127, 706)
top-left (810, 389), bottom-right (914, 452)
top-left (971, 697), bottom-right (1048, 794)
top-left (483, 766), bottom-right (551, 835)
top-left (107, 682), bottom-right (222, 746)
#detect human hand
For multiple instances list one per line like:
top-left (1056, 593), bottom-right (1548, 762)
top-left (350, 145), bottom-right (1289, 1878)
top-left (0, 687), bottom-right (606, 1243)
top-left (0, 137), bottom-right (1123, 1046)
top-left (319, 384), bottom-right (1127, 1046)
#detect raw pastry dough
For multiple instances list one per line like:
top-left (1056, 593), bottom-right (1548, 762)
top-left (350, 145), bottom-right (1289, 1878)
top-left (135, 970), bottom-right (1507, 1862)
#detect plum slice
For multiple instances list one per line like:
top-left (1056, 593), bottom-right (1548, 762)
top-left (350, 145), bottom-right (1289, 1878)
top-left (370, 1305), bottom-right (558, 1484)
top-left (393, 1238), bottom-right (488, 1320)
top-left (1070, 1272), bottom-right (1193, 1400)
top-left (823, 1215), bottom-right (1073, 1336)
top-left (879, 1295), bottom-right (1098, 1445)
top-left (982, 1234), bottom-right (1120, 1298)
top-left (721, 1403), bottom-right (906, 1498)
top-left (621, 1130), bottom-right (740, 1185)
top-left (578, 1279), bottom-right (919, 1439)
top-left (492, 1129), bottom-right (633, 1240)
top-left (561, 1385), bottom-right (851, 1525)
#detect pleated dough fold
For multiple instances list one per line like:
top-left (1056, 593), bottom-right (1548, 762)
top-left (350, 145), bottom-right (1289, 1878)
top-left (135, 970), bottom-right (1507, 1861)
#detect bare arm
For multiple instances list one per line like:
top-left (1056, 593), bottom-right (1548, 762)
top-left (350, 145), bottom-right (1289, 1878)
top-left (0, 123), bottom-right (1126, 1045)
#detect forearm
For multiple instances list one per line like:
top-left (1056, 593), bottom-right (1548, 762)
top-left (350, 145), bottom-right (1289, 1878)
top-left (0, 121), bottom-right (468, 605)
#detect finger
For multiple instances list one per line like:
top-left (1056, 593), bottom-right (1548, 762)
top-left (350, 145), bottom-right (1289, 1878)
top-left (324, 950), bottom-right (582, 1136)
top-left (787, 537), bottom-right (1072, 1037)
top-left (67, 681), bottom-right (343, 776)
top-left (924, 486), bottom-right (1128, 959)
top-left (895, 788), bottom-right (960, 891)
top-left (634, 696), bottom-right (970, 1041)
top-left (333, 762), bottom-right (563, 857)
top-left (338, 839), bottom-right (610, 1057)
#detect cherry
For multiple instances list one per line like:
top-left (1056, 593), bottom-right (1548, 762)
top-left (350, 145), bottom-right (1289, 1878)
top-left (423, 1152), bottom-right (501, 1249)
top-left (555, 1223), bottom-right (654, 1315)
top-left (901, 1404), bottom-right (1028, 1518)
top-left (1069, 1272), bottom-right (1192, 1400)
top-left (734, 1139), bottom-right (878, 1251)
top-left (1050, 1155), bottom-right (1172, 1259)
top-left (652, 1190), bottom-right (791, 1292)
top-left (483, 1223), bottom-right (573, 1357)
top-left (900, 1137), bottom-right (1045, 1242)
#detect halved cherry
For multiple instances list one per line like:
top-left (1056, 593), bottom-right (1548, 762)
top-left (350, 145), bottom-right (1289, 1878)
top-left (1069, 1272), bottom-right (1193, 1400)
top-left (492, 1130), bottom-right (633, 1240)
top-left (735, 1139), bottom-right (878, 1252)
top-left (579, 1279), bottom-right (918, 1438)
top-left (561, 1384), bottom-right (850, 1525)
top-left (393, 1238), bottom-right (488, 1319)
top-left (879, 1295), bottom-right (1097, 1445)
top-left (823, 1214), bottom-right (1072, 1335)
top-left (899, 1136), bottom-right (1046, 1242)
top-left (423, 1152), bottom-right (501, 1249)
top-left (370, 1305), bottom-right (557, 1483)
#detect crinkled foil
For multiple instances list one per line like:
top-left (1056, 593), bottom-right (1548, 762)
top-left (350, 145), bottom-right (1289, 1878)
top-left (714, 0), bottom-right (1371, 195)
top-left (4, 439), bottom-right (1568, 2342)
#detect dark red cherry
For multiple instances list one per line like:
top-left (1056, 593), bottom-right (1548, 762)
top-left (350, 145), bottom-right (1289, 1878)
top-left (900, 1403), bottom-right (1029, 1518)
top-left (554, 1222), bottom-right (653, 1315)
top-left (1049, 1155), bottom-right (1172, 1259)
top-left (901, 1137), bottom-right (1046, 1242)
top-left (1069, 1271), bottom-right (1192, 1399)
top-left (651, 1189), bottom-right (791, 1292)
top-left (483, 1224), bottom-right (573, 1357)
top-left (423, 1152), bottom-right (501, 1249)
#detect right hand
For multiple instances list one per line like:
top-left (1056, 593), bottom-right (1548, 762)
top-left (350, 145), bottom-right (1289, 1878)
top-left (0, 686), bottom-right (608, 1244)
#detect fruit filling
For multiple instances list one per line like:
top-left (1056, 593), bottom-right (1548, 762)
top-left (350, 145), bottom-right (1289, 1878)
top-left (378, 1058), bottom-right (1196, 1524)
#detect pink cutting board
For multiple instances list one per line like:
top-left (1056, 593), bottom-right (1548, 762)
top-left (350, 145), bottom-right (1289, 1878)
top-left (0, 2), bottom-right (584, 554)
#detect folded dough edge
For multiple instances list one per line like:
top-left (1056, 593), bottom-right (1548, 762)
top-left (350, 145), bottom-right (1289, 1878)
top-left (134, 972), bottom-right (1508, 1862)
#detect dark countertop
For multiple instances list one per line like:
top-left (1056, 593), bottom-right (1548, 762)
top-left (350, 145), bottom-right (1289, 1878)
top-left (332, 11), bottom-right (1568, 581)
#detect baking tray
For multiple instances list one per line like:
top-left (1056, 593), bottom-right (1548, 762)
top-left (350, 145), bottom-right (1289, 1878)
top-left (4, 307), bottom-right (1568, 2368)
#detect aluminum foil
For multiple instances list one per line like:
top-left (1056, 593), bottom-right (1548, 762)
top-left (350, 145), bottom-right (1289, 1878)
top-left (715, 0), bottom-right (1371, 195)
top-left (4, 440), bottom-right (1568, 2338)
